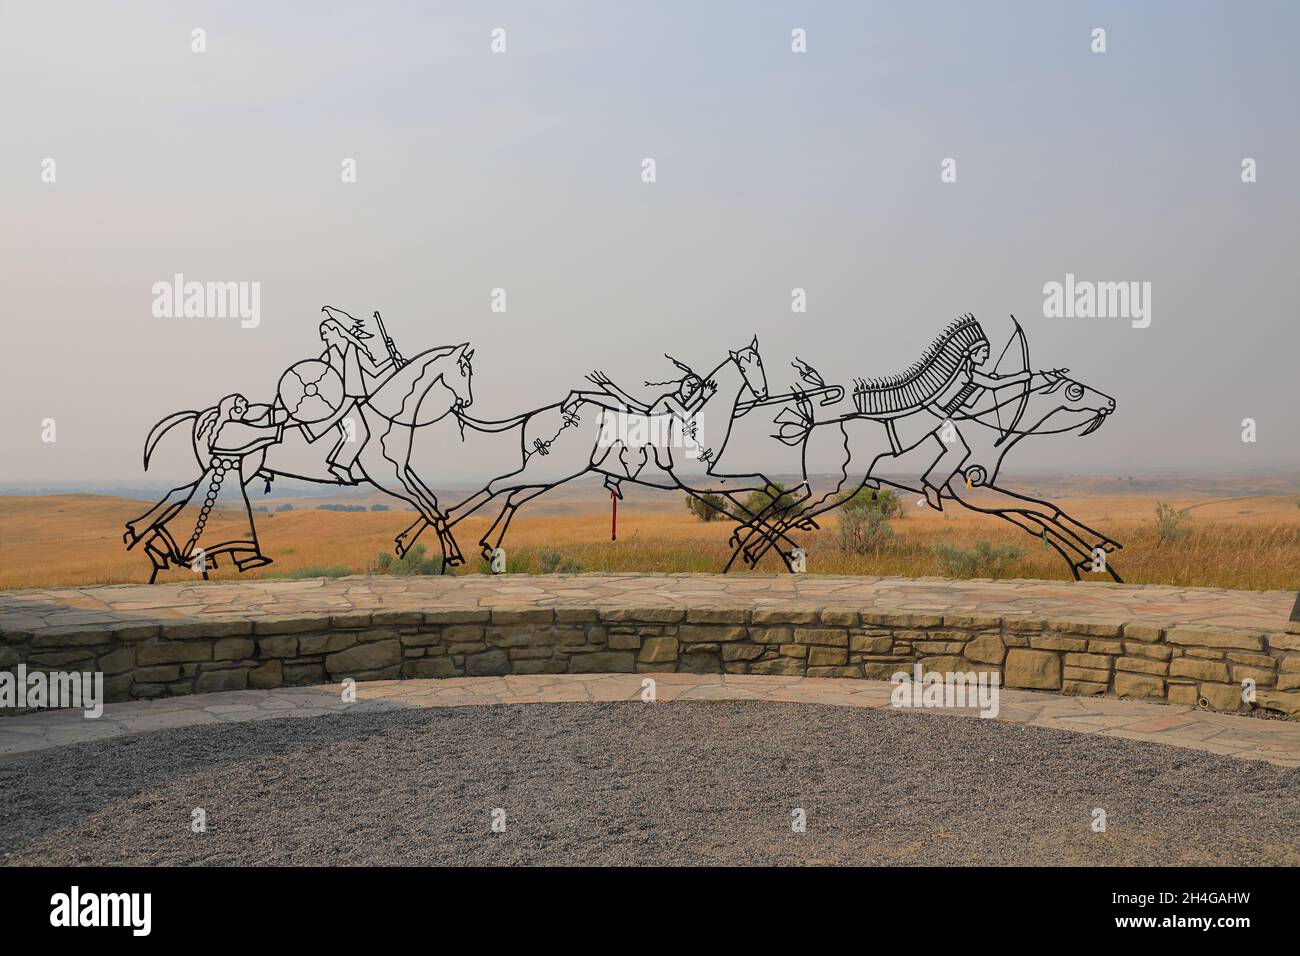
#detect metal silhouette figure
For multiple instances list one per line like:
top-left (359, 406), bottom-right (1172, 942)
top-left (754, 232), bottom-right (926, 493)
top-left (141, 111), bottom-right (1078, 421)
top-left (126, 310), bottom-right (1122, 582)
top-left (726, 315), bottom-right (1122, 580)
top-left (125, 393), bottom-right (282, 581)
top-left (130, 307), bottom-right (474, 579)
top-left (436, 337), bottom-right (793, 564)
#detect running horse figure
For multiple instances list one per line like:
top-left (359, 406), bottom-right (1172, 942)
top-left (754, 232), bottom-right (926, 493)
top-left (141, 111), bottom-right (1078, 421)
top-left (731, 315), bottom-right (1124, 580)
top-left (406, 336), bottom-right (793, 566)
top-left (131, 326), bottom-right (476, 581)
top-left (260, 335), bottom-right (477, 570)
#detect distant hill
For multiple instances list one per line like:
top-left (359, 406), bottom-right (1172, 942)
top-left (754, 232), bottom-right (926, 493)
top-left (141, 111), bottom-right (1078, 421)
top-left (2, 471), bottom-right (1296, 515)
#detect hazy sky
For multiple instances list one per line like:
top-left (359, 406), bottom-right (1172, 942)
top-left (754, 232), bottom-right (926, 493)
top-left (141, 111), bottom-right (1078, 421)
top-left (2, 0), bottom-right (1298, 485)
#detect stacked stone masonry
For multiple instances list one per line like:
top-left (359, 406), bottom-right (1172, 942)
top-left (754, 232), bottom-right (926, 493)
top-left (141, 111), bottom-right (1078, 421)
top-left (4, 603), bottom-right (1299, 717)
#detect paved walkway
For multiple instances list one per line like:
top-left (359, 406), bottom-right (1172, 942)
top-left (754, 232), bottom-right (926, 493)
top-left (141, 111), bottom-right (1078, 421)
top-left (2, 573), bottom-right (1294, 634)
top-left (3, 674), bottom-right (1297, 766)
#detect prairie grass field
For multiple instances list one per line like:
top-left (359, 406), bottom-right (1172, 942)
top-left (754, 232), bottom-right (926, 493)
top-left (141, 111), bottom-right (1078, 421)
top-left (2, 480), bottom-right (1297, 592)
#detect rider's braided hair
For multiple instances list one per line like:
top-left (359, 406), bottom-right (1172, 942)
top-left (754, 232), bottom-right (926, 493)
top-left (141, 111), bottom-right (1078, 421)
top-left (644, 353), bottom-right (702, 389)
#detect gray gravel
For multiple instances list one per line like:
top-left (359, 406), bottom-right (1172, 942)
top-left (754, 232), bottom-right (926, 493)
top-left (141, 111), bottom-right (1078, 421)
top-left (2, 702), bottom-right (1297, 866)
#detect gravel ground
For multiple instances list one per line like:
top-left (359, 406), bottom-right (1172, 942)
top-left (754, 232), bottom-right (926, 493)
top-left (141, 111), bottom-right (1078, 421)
top-left (2, 702), bottom-right (1297, 866)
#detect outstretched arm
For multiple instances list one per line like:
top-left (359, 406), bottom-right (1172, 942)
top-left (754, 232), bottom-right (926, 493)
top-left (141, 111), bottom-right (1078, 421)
top-left (212, 421), bottom-right (284, 456)
top-left (973, 369), bottom-right (1027, 389)
top-left (586, 370), bottom-right (650, 413)
top-left (973, 368), bottom-right (1063, 389)
top-left (359, 349), bottom-right (395, 378)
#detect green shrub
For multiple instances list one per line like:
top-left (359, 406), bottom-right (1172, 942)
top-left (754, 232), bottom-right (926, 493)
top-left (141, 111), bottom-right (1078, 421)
top-left (840, 486), bottom-right (901, 515)
top-left (743, 483), bottom-right (798, 517)
top-left (685, 493), bottom-right (728, 522)
top-left (369, 544), bottom-right (443, 575)
top-left (1153, 501), bottom-right (1192, 547)
top-left (835, 487), bottom-right (901, 554)
top-left (538, 549), bottom-right (583, 574)
top-left (933, 541), bottom-right (1023, 579)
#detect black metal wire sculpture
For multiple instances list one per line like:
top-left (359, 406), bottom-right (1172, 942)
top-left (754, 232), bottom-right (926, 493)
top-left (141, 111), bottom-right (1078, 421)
top-left (727, 315), bottom-right (1123, 581)
top-left (126, 309), bottom-right (1122, 582)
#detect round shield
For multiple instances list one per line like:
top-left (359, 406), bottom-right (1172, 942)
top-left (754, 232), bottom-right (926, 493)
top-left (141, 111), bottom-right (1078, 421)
top-left (277, 360), bottom-right (345, 425)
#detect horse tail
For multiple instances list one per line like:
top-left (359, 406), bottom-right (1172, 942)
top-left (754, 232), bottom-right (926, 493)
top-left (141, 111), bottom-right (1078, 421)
top-left (143, 410), bottom-right (199, 470)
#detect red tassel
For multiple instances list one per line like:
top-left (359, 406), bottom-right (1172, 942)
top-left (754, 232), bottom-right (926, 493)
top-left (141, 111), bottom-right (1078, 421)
top-left (611, 488), bottom-right (618, 542)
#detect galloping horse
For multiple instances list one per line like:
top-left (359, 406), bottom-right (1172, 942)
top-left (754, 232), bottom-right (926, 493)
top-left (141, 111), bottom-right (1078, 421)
top-left (419, 337), bottom-right (784, 564)
top-left (259, 343), bottom-right (476, 567)
top-left (731, 366), bottom-right (1122, 580)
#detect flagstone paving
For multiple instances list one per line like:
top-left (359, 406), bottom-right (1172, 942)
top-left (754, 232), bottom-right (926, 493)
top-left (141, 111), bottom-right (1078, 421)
top-left (2, 573), bottom-right (1293, 634)
top-left (3, 674), bottom-right (1297, 766)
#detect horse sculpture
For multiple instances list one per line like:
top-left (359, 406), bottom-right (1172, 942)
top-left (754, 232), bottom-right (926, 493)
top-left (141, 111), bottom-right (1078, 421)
top-left (725, 319), bottom-right (1122, 580)
top-left (260, 342), bottom-right (475, 568)
top-left (131, 339), bottom-right (476, 580)
top-left (403, 337), bottom-right (792, 565)
top-left (127, 309), bottom-right (1123, 584)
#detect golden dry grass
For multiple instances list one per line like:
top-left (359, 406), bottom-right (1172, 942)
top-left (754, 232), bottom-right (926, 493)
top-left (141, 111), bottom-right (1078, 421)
top-left (2, 492), bottom-right (1298, 591)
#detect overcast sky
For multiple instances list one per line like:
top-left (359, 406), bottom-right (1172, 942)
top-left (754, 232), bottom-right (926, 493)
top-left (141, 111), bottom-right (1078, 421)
top-left (2, 0), bottom-right (1297, 484)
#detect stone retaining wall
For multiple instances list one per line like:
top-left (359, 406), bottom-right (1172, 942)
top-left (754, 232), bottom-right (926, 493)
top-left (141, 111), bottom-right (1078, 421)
top-left (4, 604), bottom-right (1299, 717)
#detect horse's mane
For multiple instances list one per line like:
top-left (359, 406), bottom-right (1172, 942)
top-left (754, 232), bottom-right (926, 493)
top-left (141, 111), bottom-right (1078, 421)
top-left (366, 344), bottom-right (466, 426)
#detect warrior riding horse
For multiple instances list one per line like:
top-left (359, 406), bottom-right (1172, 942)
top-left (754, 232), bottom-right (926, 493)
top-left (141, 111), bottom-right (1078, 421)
top-left (728, 316), bottom-right (1123, 580)
top-left (133, 319), bottom-right (477, 580)
top-left (433, 336), bottom-right (797, 565)
top-left (128, 309), bottom-right (1121, 583)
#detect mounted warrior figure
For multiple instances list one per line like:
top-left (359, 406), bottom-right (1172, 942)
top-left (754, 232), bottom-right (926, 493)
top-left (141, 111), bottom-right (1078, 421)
top-left (310, 306), bottom-right (400, 484)
top-left (852, 314), bottom-right (1064, 509)
top-left (579, 357), bottom-right (713, 420)
top-left (569, 355), bottom-right (716, 475)
top-left (731, 313), bottom-right (1117, 578)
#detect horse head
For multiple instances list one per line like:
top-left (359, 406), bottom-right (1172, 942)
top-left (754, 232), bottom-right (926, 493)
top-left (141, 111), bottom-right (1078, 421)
top-left (1018, 372), bottom-right (1116, 439)
top-left (962, 371), bottom-right (1116, 490)
top-left (728, 335), bottom-right (768, 401)
top-left (449, 344), bottom-right (474, 410)
top-left (360, 342), bottom-right (475, 427)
